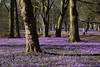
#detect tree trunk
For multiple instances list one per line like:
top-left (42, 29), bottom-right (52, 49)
top-left (85, 22), bottom-right (89, 33)
top-left (98, 24), bottom-right (100, 31)
top-left (94, 23), bottom-right (96, 31)
top-left (42, 0), bottom-right (49, 37)
top-left (15, 0), bottom-right (20, 38)
top-left (43, 20), bottom-right (49, 37)
top-left (68, 0), bottom-right (80, 42)
top-left (56, 0), bottom-right (64, 37)
top-left (64, 21), bottom-right (68, 32)
top-left (20, 0), bottom-right (42, 53)
top-left (56, 15), bottom-right (63, 37)
top-left (94, 24), bottom-right (98, 31)
top-left (90, 23), bottom-right (94, 30)
top-left (9, 0), bottom-right (15, 38)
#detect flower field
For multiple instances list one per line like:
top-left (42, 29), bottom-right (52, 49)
top-left (0, 34), bottom-right (100, 67)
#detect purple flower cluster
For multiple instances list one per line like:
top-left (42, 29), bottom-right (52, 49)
top-left (0, 32), bottom-right (100, 66)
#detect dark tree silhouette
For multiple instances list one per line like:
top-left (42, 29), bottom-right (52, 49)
top-left (14, 0), bottom-right (20, 38)
top-left (9, 0), bottom-right (15, 38)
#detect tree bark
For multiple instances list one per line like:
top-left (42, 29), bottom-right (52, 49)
top-left (68, 0), bottom-right (80, 42)
top-left (64, 21), bottom-right (67, 32)
top-left (56, 15), bottom-right (63, 37)
top-left (9, 0), bottom-right (15, 38)
top-left (56, 0), bottom-right (64, 37)
top-left (90, 23), bottom-right (94, 30)
top-left (42, 0), bottom-right (49, 37)
top-left (15, 0), bottom-right (20, 38)
top-left (20, 0), bottom-right (42, 53)
top-left (43, 21), bottom-right (49, 37)
top-left (98, 24), bottom-right (100, 31)
top-left (85, 22), bottom-right (89, 33)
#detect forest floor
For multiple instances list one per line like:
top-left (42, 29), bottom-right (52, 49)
top-left (0, 31), bottom-right (100, 67)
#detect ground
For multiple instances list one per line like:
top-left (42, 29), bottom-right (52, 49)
top-left (0, 30), bottom-right (100, 67)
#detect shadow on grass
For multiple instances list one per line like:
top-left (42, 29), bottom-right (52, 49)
top-left (0, 44), bottom-right (25, 48)
top-left (41, 45), bottom-right (100, 56)
top-left (43, 51), bottom-right (100, 56)
top-left (41, 44), bottom-right (100, 48)
top-left (80, 34), bottom-right (100, 38)
top-left (0, 43), bottom-right (100, 57)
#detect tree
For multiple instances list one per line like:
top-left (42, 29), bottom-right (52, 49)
top-left (78, 0), bottom-right (100, 31)
top-left (56, 0), bottom-right (69, 37)
top-left (64, 21), bottom-right (69, 32)
top-left (41, 0), bottom-right (54, 37)
top-left (19, 0), bottom-right (42, 53)
top-left (14, 0), bottom-right (20, 38)
top-left (31, 0), bottom-right (53, 37)
top-left (0, 0), bottom-right (4, 8)
top-left (9, 0), bottom-right (15, 38)
top-left (68, 0), bottom-right (80, 42)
